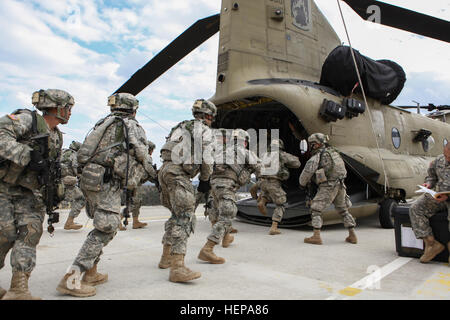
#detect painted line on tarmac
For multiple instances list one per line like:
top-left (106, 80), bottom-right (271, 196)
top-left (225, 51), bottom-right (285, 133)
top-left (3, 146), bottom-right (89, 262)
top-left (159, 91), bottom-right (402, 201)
top-left (326, 257), bottom-right (412, 300)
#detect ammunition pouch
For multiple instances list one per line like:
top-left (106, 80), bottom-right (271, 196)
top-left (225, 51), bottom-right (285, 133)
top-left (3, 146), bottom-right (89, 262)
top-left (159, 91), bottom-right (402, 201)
top-left (3, 162), bottom-right (25, 185)
top-left (62, 176), bottom-right (78, 186)
top-left (80, 163), bottom-right (105, 192)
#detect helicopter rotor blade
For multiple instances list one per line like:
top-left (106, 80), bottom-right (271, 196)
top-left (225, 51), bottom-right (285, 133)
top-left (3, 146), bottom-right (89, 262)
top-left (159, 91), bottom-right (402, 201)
top-left (341, 0), bottom-right (450, 43)
top-left (114, 13), bottom-right (220, 96)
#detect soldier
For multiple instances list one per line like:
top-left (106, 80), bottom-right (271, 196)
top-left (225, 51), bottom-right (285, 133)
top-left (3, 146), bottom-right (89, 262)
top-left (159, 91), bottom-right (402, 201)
top-left (157, 99), bottom-right (215, 282)
top-left (299, 133), bottom-right (357, 245)
top-left (129, 140), bottom-right (157, 229)
top-left (409, 142), bottom-right (450, 264)
top-left (56, 93), bottom-right (157, 297)
top-left (60, 140), bottom-right (86, 230)
top-left (198, 129), bottom-right (261, 264)
top-left (204, 129), bottom-right (238, 233)
top-left (254, 139), bottom-right (301, 235)
top-left (0, 89), bottom-right (74, 300)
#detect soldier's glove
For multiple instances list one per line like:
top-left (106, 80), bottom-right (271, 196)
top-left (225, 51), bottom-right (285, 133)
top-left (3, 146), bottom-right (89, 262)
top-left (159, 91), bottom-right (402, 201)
top-left (197, 180), bottom-right (211, 193)
top-left (28, 150), bottom-right (46, 172)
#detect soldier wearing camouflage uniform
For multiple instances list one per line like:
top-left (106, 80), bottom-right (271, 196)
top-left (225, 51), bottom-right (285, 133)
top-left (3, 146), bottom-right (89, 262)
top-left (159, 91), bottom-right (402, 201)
top-left (57, 93), bottom-right (157, 297)
top-left (255, 139), bottom-right (300, 235)
top-left (60, 141), bottom-right (86, 230)
top-left (129, 140), bottom-right (157, 229)
top-left (0, 89), bottom-right (74, 300)
top-left (157, 99), bottom-right (215, 282)
top-left (299, 133), bottom-right (357, 245)
top-left (204, 129), bottom-right (238, 233)
top-left (198, 129), bottom-right (261, 264)
top-left (409, 142), bottom-right (450, 264)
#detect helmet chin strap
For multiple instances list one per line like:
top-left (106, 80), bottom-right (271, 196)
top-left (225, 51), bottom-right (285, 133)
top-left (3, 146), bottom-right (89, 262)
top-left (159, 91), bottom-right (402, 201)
top-left (42, 108), bottom-right (68, 124)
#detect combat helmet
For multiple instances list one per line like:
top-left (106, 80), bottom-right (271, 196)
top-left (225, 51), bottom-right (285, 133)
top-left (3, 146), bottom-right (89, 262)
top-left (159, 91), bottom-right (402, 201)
top-left (108, 93), bottom-right (139, 113)
top-left (270, 139), bottom-right (284, 150)
top-left (192, 99), bottom-right (217, 118)
top-left (232, 129), bottom-right (250, 142)
top-left (147, 140), bottom-right (156, 152)
top-left (308, 133), bottom-right (329, 146)
top-left (32, 89), bottom-right (74, 124)
top-left (69, 141), bottom-right (82, 151)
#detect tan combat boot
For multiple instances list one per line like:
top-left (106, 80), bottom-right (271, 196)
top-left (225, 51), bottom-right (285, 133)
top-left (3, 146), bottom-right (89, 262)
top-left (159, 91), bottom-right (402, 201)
top-left (2, 272), bottom-right (41, 300)
top-left (257, 197), bottom-right (268, 216)
top-left (269, 221), bottom-right (281, 235)
top-left (118, 220), bottom-right (127, 231)
top-left (0, 285), bottom-right (6, 299)
top-left (56, 270), bottom-right (96, 297)
top-left (169, 254), bottom-right (201, 283)
top-left (230, 226), bottom-right (238, 234)
top-left (304, 229), bottom-right (323, 245)
top-left (82, 263), bottom-right (108, 286)
top-left (420, 236), bottom-right (445, 263)
top-left (132, 216), bottom-right (148, 229)
top-left (159, 244), bottom-right (172, 269)
top-left (222, 233), bottom-right (234, 248)
top-left (64, 216), bottom-right (82, 230)
top-left (198, 240), bottom-right (225, 264)
top-left (345, 228), bottom-right (358, 244)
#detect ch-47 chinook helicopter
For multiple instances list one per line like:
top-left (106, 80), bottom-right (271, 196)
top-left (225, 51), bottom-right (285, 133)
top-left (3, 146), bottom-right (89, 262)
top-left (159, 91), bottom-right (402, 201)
top-left (114, 0), bottom-right (450, 229)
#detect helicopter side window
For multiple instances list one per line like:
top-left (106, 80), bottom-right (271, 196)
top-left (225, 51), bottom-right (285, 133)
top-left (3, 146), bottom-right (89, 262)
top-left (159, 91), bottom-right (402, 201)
top-left (299, 139), bottom-right (308, 154)
top-left (422, 136), bottom-right (435, 152)
top-left (391, 128), bottom-right (401, 149)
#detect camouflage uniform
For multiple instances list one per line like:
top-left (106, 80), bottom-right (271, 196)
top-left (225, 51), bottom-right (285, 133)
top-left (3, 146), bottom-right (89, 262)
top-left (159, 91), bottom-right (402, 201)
top-left (159, 119), bottom-right (214, 255)
top-left (0, 111), bottom-right (62, 274)
top-left (0, 89), bottom-right (72, 300)
top-left (409, 154), bottom-right (450, 239)
top-left (130, 141), bottom-right (157, 220)
top-left (299, 146), bottom-right (355, 229)
top-left (60, 145), bottom-right (85, 219)
top-left (259, 146), bottom-right (300, 223)
top-left (71, 95), bottom-right (156, 273)
top-left (207, 141), bottom-right (261, 244)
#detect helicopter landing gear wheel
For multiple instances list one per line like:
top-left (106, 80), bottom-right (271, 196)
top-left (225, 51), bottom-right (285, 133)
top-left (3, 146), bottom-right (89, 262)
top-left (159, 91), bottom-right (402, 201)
top-left (378, 199), bottom-right (398, 229)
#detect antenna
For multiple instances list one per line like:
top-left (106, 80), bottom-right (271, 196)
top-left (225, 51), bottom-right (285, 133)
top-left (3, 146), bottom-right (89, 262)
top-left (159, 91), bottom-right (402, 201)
top-left (412, 100), bottom-right (421, 115)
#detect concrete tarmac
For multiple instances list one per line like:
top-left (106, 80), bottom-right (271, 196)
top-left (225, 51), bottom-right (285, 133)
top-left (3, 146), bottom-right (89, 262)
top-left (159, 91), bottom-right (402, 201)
top-left (1, 206), bottom-right (448, 300)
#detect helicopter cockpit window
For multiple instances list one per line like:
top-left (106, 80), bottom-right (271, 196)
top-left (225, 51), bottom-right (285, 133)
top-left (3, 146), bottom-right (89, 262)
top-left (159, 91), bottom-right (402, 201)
top-left (422, 136), bottom-right (435, 152)
top-left (391, 128), bottom-right (401, 149)
top-left (300, 139), bottom-right (308, 154)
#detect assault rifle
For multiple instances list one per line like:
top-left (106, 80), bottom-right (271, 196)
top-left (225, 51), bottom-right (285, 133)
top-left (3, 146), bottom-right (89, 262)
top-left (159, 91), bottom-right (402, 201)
top-left (31, 133), bottom-right (61, 235)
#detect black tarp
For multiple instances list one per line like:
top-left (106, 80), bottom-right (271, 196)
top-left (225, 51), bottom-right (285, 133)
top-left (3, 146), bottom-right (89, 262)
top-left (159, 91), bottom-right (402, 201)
top-left (319, 46), bottom-right (406, 105)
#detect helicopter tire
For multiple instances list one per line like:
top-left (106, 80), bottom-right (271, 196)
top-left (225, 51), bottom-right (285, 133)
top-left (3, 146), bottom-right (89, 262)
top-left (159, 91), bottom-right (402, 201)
top-left (378, 198), bottom-right (398, 229)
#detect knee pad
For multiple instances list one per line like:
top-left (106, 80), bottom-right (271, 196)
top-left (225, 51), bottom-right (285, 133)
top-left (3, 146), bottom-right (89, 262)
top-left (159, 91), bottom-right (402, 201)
top-left (220, 200), bottom-right (237, 218)
top-left (93, 211), bottom-right (120, 234)
top-left (17, 223), bottom-right (43, 247)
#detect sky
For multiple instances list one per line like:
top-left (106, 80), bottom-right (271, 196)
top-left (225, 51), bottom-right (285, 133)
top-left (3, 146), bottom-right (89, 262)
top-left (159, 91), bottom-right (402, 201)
top-left (0, 0), bottom-right (449, 166)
